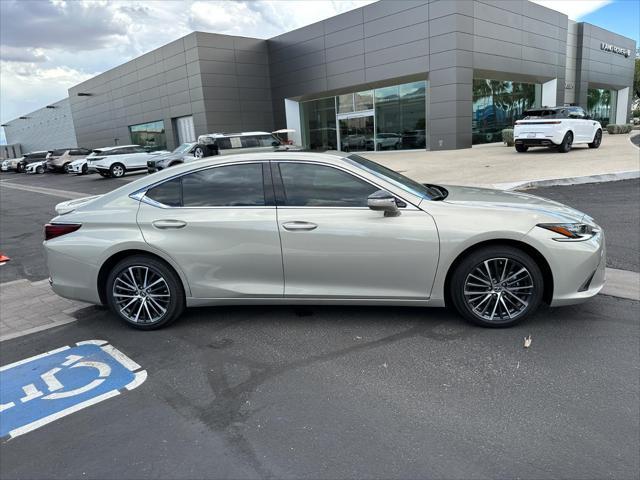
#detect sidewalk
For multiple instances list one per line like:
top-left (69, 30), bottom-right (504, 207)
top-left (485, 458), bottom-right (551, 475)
top-left (365, 132), bottom-right (640, 189)
top-left (0, 279), bottom-right (89, 342)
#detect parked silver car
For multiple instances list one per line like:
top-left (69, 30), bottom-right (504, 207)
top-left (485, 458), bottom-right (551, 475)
top-left (45, 152), bottom-right (605, 330)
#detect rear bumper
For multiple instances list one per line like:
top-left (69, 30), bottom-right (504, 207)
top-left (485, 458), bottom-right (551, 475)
top-left (515, 138), bottom-right (559, 147)
top-left (45, 243), bottom-right (101, 304)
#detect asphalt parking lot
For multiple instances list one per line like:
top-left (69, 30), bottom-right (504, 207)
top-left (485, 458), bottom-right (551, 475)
top-left (0, 171), bottom-right (638, 479)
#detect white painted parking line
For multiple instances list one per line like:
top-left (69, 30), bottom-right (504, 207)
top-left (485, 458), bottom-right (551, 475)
top-left (0, 340), bottom-right (146, 440)
top-left (0, 181), bottom-right (88, 199)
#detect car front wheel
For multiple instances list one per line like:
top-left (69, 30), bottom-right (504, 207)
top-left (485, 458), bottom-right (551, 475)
top-left (450, 245), bottom-right (544, 328)
top-left (557, 131), bottom-right (573, 153)
top-left (588, 129), bottom-right (602, 149)
top-left (106, 255), bottom-right (185, 330)
top-left (36, 166), bottom-right (44, 174)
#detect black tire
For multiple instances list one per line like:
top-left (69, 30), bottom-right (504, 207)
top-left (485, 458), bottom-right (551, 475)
top-left (194, 146), bottom-right (205, 158)
top-left (110, 163), bottom-right (125, 178)
top-left (81, 164), bottom-right (88, 175)
top-left (588, 129), bottom-right (602, 149)
top-left (63, 162), bottom-right (70, 173)
top-left (557, 131), bottom-right (573, 153)
top-left (36, 166), bottom-right (44, 174)
top-left (16, 163), bottom-right (24, 173)
top-left (105, 255), bottom-right (185, 330)
top-left (449, 245), bottom-right (544, 328)
top-left (515, 144), bottom-right (528, 153)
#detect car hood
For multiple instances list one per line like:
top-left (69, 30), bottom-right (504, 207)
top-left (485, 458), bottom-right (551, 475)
top-left (440, 185), bottom-right (590, 223)
top-left (149, 151), bottom-right (183, 162)
top-left (55, 195), bottom-right (102, 215)
top-left (70, 158), bottom-right (87, 165)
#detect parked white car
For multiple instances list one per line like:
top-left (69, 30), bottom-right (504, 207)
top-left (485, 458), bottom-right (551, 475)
top-left (514, 106), bottom-right (602, 153)
top-left (193, 131), bottom-right (281, 158)
top-left (67, 158), bottom-right (89, 175)
top-left (25, 160), bottom-right (47, 174)
top-left (86, 145), bottom-right (169, 178)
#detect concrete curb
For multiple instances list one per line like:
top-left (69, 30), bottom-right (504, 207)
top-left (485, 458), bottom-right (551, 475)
top-left (493, 170), bottom-right (640, 191)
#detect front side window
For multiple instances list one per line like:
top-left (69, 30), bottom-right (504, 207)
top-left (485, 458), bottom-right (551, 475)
top-left (278, 163), bottom-right (377, 207)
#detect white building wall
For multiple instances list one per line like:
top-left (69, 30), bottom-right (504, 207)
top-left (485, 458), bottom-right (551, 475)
top-left (3, 98), bottom-right (77, 152)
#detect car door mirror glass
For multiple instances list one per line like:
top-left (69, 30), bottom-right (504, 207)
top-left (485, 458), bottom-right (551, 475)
top-left (368, 190), bottom-right (400, 217)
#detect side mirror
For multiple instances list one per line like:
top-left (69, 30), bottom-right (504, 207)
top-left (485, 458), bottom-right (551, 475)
top-left (368, 190), bottom-right (400, 217)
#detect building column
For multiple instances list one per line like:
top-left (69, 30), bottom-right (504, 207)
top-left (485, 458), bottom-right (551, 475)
top-left (284, 99), bottom-right (302, 146)
top-left (541, 79), bottom-right (558, 107)
top-left (615, 87), bottom-right (630, 124)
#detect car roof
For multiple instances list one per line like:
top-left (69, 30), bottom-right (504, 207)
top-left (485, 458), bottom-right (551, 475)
top-left (94, 145), bottom-right (140, 151)
top-left (199, 131), bottom-right (272, 138)
top-left (25, 151), bottom-right (48, 155)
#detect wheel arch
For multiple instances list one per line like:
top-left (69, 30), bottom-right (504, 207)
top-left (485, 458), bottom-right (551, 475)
top-left (443, 238), bottom-right (554, 307)
top-left (97, 249), bottom-right (188, 306)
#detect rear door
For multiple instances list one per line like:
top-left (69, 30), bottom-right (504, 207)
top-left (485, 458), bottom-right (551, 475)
top-left (137, 161), bottom-right (283, 298)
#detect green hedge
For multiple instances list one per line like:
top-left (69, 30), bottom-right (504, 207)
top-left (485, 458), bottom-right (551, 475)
top-left (502, 128), bottom-right (514, 146)
top-left (605, 124), bottom-right (633, 134)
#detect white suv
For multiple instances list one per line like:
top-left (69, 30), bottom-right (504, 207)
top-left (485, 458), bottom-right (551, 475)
top-left (514, 106), bottom-right (602, 153)
top-left (193, 131), bottom-right (281, 158)
top-left (86, 145), bottom-right (169, 178)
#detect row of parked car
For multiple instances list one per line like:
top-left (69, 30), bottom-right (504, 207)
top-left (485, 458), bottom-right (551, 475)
top-left (0, 131), bottom-right (290, 179)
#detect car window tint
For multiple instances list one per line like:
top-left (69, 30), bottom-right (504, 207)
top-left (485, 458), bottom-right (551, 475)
top-left (216, 138), bottom-right (232, 150)
top-left (241, 136), bottom-right (260, 148)
top-left (146, 178), bottom-right (182, 207)
top-left (278, 163), bottom-right (377, 207)
top-left (258, 135), bottom-right (277, 147)
top-left (182, 164), bottom-right (265, 207)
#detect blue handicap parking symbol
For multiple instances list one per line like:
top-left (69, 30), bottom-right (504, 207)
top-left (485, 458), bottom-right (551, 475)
top-left (0, 340), bottom-right (146, 440)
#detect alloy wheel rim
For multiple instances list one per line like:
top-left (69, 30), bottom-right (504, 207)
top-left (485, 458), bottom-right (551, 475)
top-left (113, 166), bottom-right (123, 176)
top-left (595, 131), bottom-right (601, 146)
top-left (112, 265), bottom-right (170, 324)
top-left (463, 258), bottom-right (534, 322)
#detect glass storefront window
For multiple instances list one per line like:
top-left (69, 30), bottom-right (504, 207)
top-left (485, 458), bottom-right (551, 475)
top-left (129, 120), bottom-right (166, 151)
top-left (472, 79), bottom-right (538, 144)
top-left (301, 97), bottom-right (337, 151)
top-left (337, 94), bottom-right (354, 114)
top-left (354, 90), bottom-right (373, 111)
top-left (374, 81), bottom-right (426, 150)
top-left (587, 88), bottom-right (616, 127)
top-left (300, 80), bottom-right (427, 152)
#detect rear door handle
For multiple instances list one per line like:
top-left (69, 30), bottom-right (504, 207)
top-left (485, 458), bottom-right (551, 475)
top-left (152, 219), bottom-right (187, 229)
top-left (282, 221), bottom-right (318, 231)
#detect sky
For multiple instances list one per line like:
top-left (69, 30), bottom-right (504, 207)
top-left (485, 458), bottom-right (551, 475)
top-left (1, 0), bottom-right (638, 144)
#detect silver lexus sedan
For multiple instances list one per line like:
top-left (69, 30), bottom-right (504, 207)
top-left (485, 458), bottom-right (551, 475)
top-left (44, 152), bottom-right (605, 330)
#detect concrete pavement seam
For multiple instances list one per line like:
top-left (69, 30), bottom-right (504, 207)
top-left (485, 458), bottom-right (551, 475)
top-left (495, 170), bottom-right (640, 191)
top-left (0, 181), bottom-right (89, 199)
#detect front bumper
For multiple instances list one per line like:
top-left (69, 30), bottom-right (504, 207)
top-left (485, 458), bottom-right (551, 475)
top-left (68, 164), bottom-right (84, 174)
top-left (526, 226), bottom-right (606, 307)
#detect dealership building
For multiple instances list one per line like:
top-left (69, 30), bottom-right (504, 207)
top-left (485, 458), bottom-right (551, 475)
top-left (3, 0), bottom-right (636, 155)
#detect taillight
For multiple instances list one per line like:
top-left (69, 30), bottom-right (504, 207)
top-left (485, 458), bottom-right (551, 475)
top-left (44, 223), bottom-right (81, 241)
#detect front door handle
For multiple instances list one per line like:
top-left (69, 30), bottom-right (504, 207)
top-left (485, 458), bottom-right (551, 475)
top-left (152, 219), bottom-right (187, 229)
top-left (282, 221), bottom-right (318, 231)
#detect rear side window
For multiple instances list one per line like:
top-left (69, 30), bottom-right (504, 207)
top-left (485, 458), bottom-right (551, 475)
top-left (183, 164), bottom-right (264, 206)
top-left (278, 163), bottom-right (377, 207)
top-left (240, 136), bottom-right (260, 148)
top-left (146, 178), bottom-right (181, 207)
top-left (145, 164), bottom-right (265, 207)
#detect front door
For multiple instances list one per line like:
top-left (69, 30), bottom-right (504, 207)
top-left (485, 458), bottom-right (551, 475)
top-left (338, 115), bottom-right (374, 152)
top-left (274, 161), bottom-right (439, 299)
top-left (137, 162), bottom-right (283, 298)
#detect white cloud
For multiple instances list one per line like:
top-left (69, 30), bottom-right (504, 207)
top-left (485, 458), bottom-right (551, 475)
top-left (530, 0), bottom-right (613, 20)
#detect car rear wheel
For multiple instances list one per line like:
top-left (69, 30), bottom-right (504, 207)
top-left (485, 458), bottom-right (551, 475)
top-left (106, 255), bottom-right (185, 330)
top-left (110, 163), bottom-right (125, 178)
top-left (588, 129), bottom-right (602, 149)
top-left (449, 245), bottom-right (544, 328)
top-left (515, 144), bottom-right (528, 152)
top-left (557, 131), bottom-right (573, 153)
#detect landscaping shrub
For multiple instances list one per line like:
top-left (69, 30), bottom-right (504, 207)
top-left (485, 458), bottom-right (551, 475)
top-left (605, 124), bottom-right (633, 134)
top-left (502, 128), bottom-right (514, 146)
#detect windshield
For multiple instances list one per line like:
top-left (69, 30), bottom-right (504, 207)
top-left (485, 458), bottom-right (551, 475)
top-left (345, 154), bottom-right (441, 200)
top-left (173, 143), bottom-right (194, 154)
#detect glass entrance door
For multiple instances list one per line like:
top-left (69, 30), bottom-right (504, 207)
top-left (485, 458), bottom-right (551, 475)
top-left (338, 115), bottom-right (374, 152)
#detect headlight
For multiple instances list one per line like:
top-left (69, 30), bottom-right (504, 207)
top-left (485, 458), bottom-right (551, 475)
top-left (537, 223), bottom-right (598, 241)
